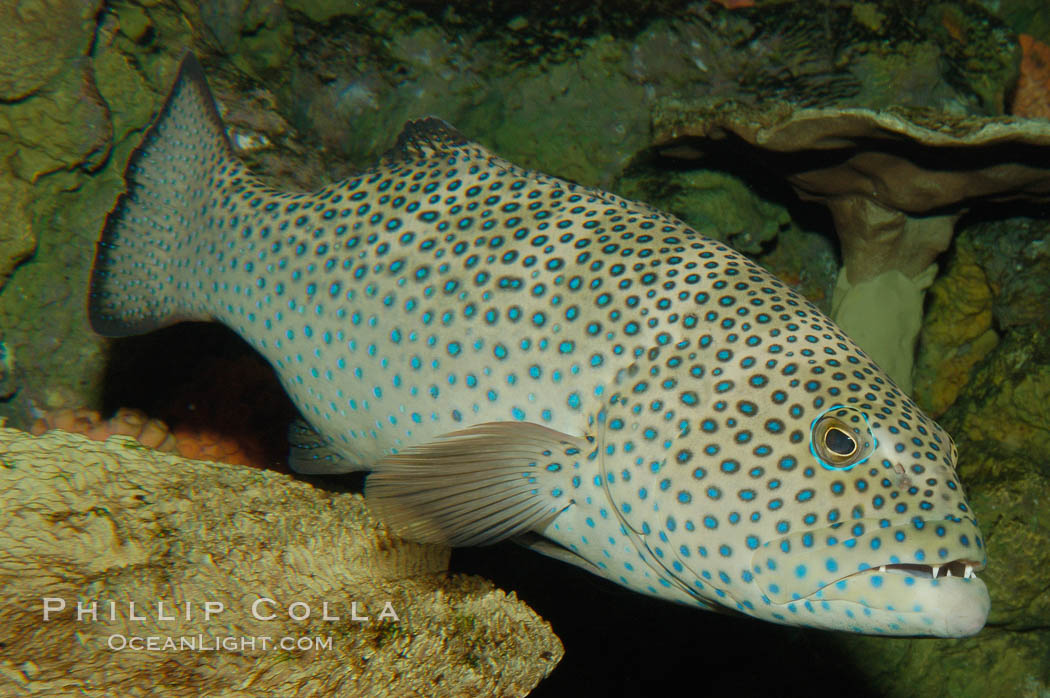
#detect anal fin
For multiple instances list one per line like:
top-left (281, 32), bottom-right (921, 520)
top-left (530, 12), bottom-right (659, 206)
top-left (288, 418), bottom-right (357, 474)
top-left (365, 422), bottom-right (590, 547)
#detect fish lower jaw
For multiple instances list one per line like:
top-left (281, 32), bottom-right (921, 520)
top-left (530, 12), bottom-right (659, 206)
top-left (851, 558), bottom-right (983, 582)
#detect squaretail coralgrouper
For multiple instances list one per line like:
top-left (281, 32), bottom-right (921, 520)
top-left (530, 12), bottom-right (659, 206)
top-left (89, 54), bottom-right (989, 636)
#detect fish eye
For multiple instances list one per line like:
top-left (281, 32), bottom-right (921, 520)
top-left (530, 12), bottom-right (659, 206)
top-left (809, 406), bottom-right (876, 471)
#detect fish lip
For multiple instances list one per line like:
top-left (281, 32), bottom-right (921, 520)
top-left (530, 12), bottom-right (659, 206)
top-left (829, 558), bottom-right (986, 585)
top-left (786, 557), bottom-right (988, 605)
top-left (818, 559), bottom-right (991, 637)
top-left (750, 516), bottom-right (987, 605)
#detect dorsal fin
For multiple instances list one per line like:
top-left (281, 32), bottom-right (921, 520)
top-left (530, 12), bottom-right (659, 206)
top-left (382, 117), bottom-right (473, 164)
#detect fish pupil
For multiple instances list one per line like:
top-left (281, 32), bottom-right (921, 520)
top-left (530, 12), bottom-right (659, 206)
top-left (825, 428), bottom-right (857, 457)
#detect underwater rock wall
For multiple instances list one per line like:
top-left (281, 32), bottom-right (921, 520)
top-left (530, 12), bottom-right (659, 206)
top-left (0, 0), bottom-right (115, 409)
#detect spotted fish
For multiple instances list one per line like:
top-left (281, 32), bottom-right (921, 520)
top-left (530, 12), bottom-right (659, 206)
top-left (90, 54), bottom-right (989, 637)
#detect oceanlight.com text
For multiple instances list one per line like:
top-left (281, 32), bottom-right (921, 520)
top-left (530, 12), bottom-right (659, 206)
top-left (106, 634), bottom-right (334, 652)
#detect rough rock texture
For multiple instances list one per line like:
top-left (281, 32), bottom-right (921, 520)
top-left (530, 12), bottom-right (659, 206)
top-left (617, 168), bottom-right (792, 255)
top-left (0, 0), bottom-right (110, 304)
top-left (914, 237), bottom-right (998, 417)
top-left (0, 0), bottom-right (128, 423)
top-left (0, 428), bottom-right (562, 697)
top-left (978, 0), bottom-right (1050, 47)
top-left (0, 174), bottom-right (34, 288)
top-left (0, 0), bottom-right (102, 101)
top-left (936, 218), bottom-right (1050, 472)
top-left (915, 214), bottom-right (1050, 418)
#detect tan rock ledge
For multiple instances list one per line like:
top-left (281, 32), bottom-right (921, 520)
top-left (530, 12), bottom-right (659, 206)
top-left (0, 427), bottom-right (562, 697)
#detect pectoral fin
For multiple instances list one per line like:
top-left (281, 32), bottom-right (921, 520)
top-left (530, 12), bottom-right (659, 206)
top-left (365, 422), bottom-right (590, 547)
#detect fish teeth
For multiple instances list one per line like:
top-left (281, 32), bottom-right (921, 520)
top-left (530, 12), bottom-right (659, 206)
top-left (946, 568), bottom-right (952, 577)
top-left (931, 565), bottom-right (941, 579)
top-left (879, 565), bottom-right (886, 574)
top-left (965, 564), bottom-right (974, 579)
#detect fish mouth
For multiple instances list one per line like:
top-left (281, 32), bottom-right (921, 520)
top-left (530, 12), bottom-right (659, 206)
top-left (750, 518), bottom-right (989, 636)
top-left (806, 556), bottom-right (989, 637)
top-left (839, 559), bottom-right (984, 582)
top-left (751, 517), bottom-right (987, 606)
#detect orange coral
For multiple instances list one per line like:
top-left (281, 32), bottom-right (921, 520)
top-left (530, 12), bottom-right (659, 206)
top-left (171, 426), bottom-right (276, 469)
top-left (30, 406), bottom-right (285, 471)
top-left (31, 407), bottom-right (178, 452)
top-left (31, 356), bottom-right (294, 471)
top-left (1012, 34), bottom-right (1050, 119)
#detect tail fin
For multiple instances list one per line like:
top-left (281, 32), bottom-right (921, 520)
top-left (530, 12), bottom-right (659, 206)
top-left (88, 52), bottom-right (232, 337)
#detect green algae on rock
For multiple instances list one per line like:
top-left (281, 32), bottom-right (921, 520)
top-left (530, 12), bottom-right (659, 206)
top-left (197, 0), bottom-right (294, 76)
top-left (475, 34), bottom-right (648, 187)
top-left (918, 215), bottom-right (1050, 418)
top-left (0, 3), bottom-right (116, 297)
top-left (285, 0), bottom-right (379, 25)
top-left (914, 235), bottom-right (998, 418)
top-left (0, 0), bottom-right (103, 101)
top-left (0, 175), bottom-right (35, 289)
top-left (616, 168), bottom-right (792, 255)
top-left (0, 61), bottom-right (113, 181)
top-left (944, 319), bottom-right (1050, 471)
top-left (976, 0), bottom-right (1050, 47)
top-left (0, 427), bottom-right (562, 696)
top-left (964, 217), bottom-right (1050, 333)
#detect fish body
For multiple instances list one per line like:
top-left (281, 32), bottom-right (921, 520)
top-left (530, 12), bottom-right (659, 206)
top-left (90, 54), bottom-right (989, 636)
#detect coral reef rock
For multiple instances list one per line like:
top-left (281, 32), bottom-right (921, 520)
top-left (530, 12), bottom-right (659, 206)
top-left (0, 0), bottom-right (102, 102)
top-left (0, 174), bottom-right (34, 288)
top-left (913, 237), bottom-right (998, 417)
top-left (0, 427), bottom-right (562, 697)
